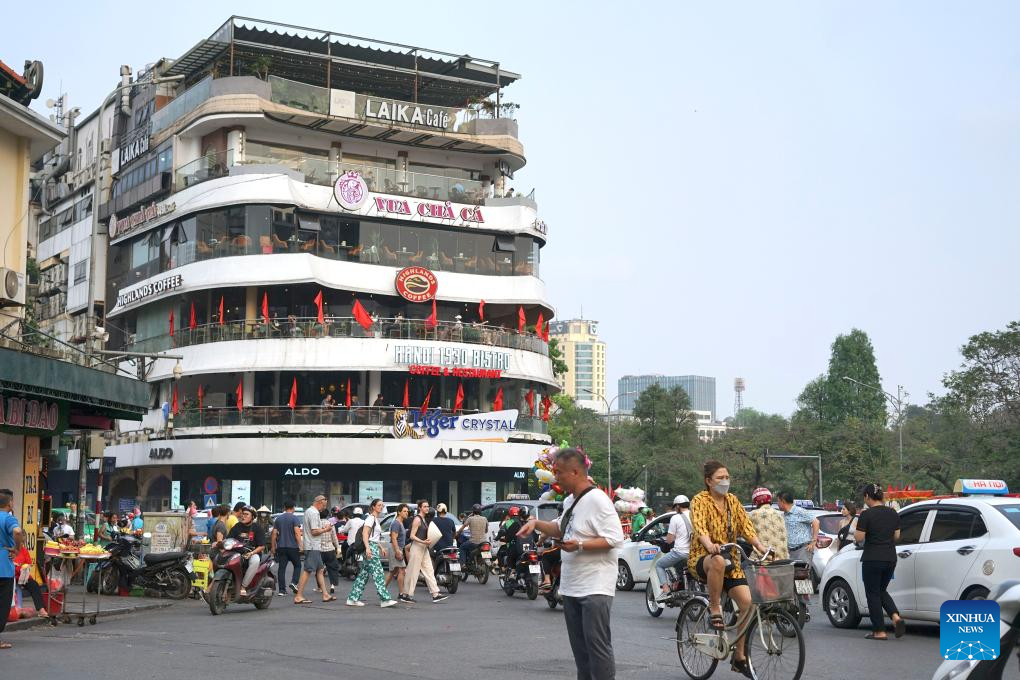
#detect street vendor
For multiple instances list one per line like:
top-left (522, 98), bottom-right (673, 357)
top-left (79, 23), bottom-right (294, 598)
top-left (631, 507), bottom-right (654, 534)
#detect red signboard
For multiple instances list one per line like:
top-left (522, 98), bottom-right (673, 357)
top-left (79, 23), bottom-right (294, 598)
top-left (395, 266), bottom-right (439, 303)
top-left (408, 365), bottom-right (502, 379)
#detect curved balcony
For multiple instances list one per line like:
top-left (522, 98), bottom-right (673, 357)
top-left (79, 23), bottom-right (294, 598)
top-left (129, 316), bottom-right (549, 357)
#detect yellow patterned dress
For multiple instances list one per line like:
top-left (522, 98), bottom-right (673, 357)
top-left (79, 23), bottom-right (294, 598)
top-left (688, 490), bottom-right (758, 581)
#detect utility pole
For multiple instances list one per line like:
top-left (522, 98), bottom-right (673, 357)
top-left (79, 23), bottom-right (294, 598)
top-left (842, 376), bottom-right (908, 475)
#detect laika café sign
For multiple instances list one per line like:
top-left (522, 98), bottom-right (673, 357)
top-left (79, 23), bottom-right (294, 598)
top-left (360, 96), bottom-right (455, 131)
top-left (394, 345), bottom-right (510, 372)
top-left (0, 393), bottom-right (61, 434)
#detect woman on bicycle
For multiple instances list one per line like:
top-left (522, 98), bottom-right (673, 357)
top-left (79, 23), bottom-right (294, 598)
top-left (689, 460), bottom-right (770, 678)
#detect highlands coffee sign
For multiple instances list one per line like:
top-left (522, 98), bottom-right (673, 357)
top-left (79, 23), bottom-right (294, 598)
top-left (113, 273), bottom-right (183, 311)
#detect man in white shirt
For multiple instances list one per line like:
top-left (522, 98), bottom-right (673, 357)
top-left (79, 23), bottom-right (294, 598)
top-left (517, 448), bottom-right (624, 680)
top-left (656, 495), bottom-right (692, 601)
top-left (342, 508), bottom-right (365, 546)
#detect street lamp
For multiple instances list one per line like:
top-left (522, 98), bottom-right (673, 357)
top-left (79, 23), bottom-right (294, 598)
top-left (842, 376), bottom-right (909, 474)
top-left (579, 389), bottom-right (636, 495)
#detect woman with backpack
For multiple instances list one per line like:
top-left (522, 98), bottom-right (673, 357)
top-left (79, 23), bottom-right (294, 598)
top-left (346, 499), bottom-right (397, 608)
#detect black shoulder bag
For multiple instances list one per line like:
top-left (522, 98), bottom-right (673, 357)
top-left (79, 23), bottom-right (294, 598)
top-left (558, 485), bottom-right (598, 538)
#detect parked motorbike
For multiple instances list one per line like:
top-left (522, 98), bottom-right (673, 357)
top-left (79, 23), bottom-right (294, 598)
top-left (431, 547), bottom-right (461, 594)
top-left (499, 541), bottom-right (540, 600)
top-left (206, 538), bottom-right (277, 615)
top-left (87, 534), bottom-right (193, 600)
top-left (932, 580), bottom-right (1020, 680)
top-left (459, 542), bottom-right (492, 585)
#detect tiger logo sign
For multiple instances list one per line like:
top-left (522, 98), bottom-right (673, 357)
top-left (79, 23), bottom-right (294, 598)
top-left (392, 409), bottom-right (426, 440)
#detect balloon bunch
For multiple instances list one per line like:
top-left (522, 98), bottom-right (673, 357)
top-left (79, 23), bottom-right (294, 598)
top-left (614, 487), bottom-right (646, 515)
top-left (534, 442), bottom-right (591, 501)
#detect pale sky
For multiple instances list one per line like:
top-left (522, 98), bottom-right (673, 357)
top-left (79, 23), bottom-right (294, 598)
top-left (9, 1), bottom-right (1019, 417)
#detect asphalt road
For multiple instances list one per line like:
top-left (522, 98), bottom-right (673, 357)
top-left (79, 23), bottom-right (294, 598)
top-left (0, 577), bottom-right (982, 679)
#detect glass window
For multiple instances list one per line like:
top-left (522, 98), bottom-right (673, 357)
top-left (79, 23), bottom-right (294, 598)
top-left (131, 235), bottom-right (149, 269)
top-left (73, 261), bottom-right (86, 284)
top-left (929, 510), bottom-right (984, 542)
top-left (157, 145), bottom-right (173, 173)
top-left (896, 510), bottom-right (929, 545)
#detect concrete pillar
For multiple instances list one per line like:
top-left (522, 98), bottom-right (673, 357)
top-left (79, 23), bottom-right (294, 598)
top-left (397, 150), bottom-right (408, 188)
top-left (360, 371), bottom-right (368, 405)
top-left (243, 372), bottom-right (255, 408)
top-left (226, 127), bottom-right (245, 164)
top-left (245, 286), bottom-right (257, 332)
top-left (448, 481), bottom-right (458, 517)
top-left (493, 172), bottom-right (506, 198)
top-left (368, 371), bottom-right (381, 406)
top-left (329, 142), bottom-right (342, 182)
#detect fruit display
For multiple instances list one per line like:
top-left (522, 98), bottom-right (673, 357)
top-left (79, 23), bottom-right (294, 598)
top-left (44, 538), bottom-right (109, 559)
top-left (79, 544), bottom-right (110, 558)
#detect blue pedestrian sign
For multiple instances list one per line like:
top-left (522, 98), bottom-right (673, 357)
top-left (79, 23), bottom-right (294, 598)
top-left (204, 494), bottom-right (218, 509)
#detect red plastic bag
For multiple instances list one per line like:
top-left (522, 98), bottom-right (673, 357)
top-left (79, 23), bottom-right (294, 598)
top-left (6, 587), bottom-right (18, 622)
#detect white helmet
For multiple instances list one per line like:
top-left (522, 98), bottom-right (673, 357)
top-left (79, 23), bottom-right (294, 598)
top-left (353, 507), bottom-right (364, 516)
top-left (673, 495), bottom-right (690, 506)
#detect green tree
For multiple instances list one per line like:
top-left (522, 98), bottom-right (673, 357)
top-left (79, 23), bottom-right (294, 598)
top-left (548, 337), bottom-right (569, 377)
top-left (822, 329), bottom-right (887, 425)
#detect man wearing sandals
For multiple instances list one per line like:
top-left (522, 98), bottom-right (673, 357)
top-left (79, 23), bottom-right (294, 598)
top-left (1, 488), bottom-right (24, 650)
top-left (517, 448), bottom-right (624, 680)
top-left (294, 495), bottom-right (333, 604)
top-left (689, 461), bottom-right (770, 679)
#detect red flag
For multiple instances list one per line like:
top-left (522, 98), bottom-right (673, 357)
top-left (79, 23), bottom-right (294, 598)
top-left (172, 384), bottom-right (179, 415)
top-left (261, 292), bottom-right (269, 325)
top-left (288, 376), bottom-right (298, 409)
top-left (492, 387), bottom-right (504, 411)
top-left (218, 296), bottom-right (225, 326)
top-left (525, 388), bottom-right (535, 416)
top-left (314, 290), bottom-right (324, 325)
top-left (189, 302), bottom-right (197, 330)
top-left (236, 379), bottom-right (243, 412)
top-left (346, 378), bottom-right (352, 408)
top-left (425, 298), bottom-right (437, 329)
top-left (352, 298), bottom-right (373, 332)
top-left (535, 311), bottom-right (544, 337)
top-left (197, 384), bottom-right (204, 410)
top-left (541, 394), bottom-right (552, 422)
top-left (403, 380), bottom-right (410, 408)
top-left (420, 386), bottom-right (433, 415)
top-left (518, 306), bottom-right (526, 334)
top-left (169, 308), bottom-right (175, 337)
top-left (543, 321), bottom-right (550, 342)
top-left (478, 300), bottom-right (485, 322)
top-left (454, 382), bottom-right (464, 413)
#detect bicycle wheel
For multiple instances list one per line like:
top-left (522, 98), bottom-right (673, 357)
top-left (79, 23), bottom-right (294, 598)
top-left (675, 598), bottom-right (720, 680)
top-left (744, 607), bottom-right (805, 680)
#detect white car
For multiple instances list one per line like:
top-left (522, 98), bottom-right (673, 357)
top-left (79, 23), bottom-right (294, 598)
top-left (617, 512), bottom-right (676, 591)
top-left (821, 487), bottom-right (1020, 628)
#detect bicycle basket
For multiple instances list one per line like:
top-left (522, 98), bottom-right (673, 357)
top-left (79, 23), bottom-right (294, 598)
top-left (745, 562), bottom-right (795, 604)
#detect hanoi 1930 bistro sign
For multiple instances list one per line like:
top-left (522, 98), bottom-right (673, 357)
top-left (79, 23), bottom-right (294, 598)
top-left (394, 345), bottom-right (510, 371)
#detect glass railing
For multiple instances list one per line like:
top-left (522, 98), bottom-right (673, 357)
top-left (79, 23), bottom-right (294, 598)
top-left (128, 316), bottom-right (550, 357)
top-left (151, 76), bottom-right (213, 134)
top-left (173, 405), bottom-right (548, 435)
top-left (175, 148), bottom-right (233, 190)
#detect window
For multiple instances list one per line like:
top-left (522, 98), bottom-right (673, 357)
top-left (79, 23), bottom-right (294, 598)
top-left (73, 261), bottom-right (86, 284)
top-left (929, 509), bottom-right (986, 542)
top-left (896, 510), bottom-right (929, 545)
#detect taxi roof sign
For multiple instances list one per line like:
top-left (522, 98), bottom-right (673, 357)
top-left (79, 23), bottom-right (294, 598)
top-left (953, 479), bottom-right (1009, 496)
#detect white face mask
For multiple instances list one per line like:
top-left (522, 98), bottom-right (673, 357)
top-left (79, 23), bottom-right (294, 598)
top-left (712, 480), bottom-right (731, 495)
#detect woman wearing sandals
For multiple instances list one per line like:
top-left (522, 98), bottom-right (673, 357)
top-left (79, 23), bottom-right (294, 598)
top-left (688, 461), bottom-right (769, 679)
top-left (855, 483), bottom-right (906, 640)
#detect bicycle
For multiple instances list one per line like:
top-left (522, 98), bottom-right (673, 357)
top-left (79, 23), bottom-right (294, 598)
top-left (675, 544), bottom-right (806, 680)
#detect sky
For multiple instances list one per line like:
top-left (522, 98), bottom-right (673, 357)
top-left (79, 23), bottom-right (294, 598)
top-left (8, 1), bottom-right (1019, 417)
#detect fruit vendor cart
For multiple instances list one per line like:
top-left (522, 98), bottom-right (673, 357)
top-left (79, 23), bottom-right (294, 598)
top-left (44, 542), bottom-right (111, 626)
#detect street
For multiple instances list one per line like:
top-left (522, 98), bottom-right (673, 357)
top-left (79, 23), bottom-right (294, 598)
top-left (3, 578), bottom-right (959, 680)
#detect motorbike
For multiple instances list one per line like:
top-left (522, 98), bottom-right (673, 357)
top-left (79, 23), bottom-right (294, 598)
top-left (499, 540), bottom-right (540, 600)
top-left (541, 543), bottom-right (562, 609)
top-left (338, 539), bottom-right (361, 579)
top-left (430, 546), bottom-right (461, 594)
top-left (206, 538), bottom-right (277, 615)
top-left (932, 580), bottom-right (1020, 680)
top-left (87, 534), bottom-right (193, 600)
top-left (644, 539), bottom-right (703, 617)
top-left (459, 541), bottom-right (492, 585)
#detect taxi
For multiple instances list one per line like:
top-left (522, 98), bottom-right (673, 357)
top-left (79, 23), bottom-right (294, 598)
top-left (616, 511), bottom-right (676, 590)
top-left (822, 479), bottom-right (1020, 628)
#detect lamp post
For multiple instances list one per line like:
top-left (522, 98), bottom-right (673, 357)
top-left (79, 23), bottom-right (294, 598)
top-left (580, 389), bottom-right (636, 496)
top-left (842, 376), bottom-right (908, 474)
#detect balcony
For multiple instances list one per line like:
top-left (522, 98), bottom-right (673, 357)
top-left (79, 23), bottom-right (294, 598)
top-left (128, 316), bottom-right (549, 357)
top-left (175, 148), bottom-right (233, 190)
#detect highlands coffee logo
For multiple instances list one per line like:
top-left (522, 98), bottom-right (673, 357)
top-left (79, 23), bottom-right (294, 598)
top-left (940, 600), bottom-right (1000, 661)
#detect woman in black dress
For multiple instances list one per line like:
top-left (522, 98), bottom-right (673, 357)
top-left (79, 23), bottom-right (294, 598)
top-left (855, 483), bottom-right (907, 640)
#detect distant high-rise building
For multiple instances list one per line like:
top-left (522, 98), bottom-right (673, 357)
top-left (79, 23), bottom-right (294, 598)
top-left (619, 375), bottom-right (716, 419)
top-left (549, 319), bottom-right (607, 413)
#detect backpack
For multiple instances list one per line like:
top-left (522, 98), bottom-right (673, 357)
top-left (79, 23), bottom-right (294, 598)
top-left (351, 516), bottom-right (375, 555)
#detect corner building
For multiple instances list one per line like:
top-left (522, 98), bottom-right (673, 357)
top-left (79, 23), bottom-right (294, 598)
top-left (104, 18), bottom-right (556, 514)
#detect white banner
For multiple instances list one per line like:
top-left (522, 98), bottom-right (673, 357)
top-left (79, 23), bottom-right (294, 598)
top-left (230, 480), bottom-right (251, 507)
top-left (393, 409), bottom-right (519, 442)
top-left (481, 482), bottom-right (497, 505)
top-left (359, 480), bottom-right (383, 503)
top-left (171, 480), bottom-right (180, 509)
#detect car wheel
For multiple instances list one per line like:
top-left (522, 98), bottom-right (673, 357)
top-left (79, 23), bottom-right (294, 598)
top-left (824, 579), bottom-right (861, 629)
top-left (964, 586), bottom-right (990, 601)
top-left (616, 561), bottom-right (634, 591)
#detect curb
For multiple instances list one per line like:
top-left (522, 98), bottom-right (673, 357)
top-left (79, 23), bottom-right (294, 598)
top-left (6, 601), bottom-right (173, 632)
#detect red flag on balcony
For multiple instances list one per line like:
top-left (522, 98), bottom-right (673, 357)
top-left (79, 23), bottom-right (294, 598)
top-left (525, 388), bottom-right (535, 416)
top-left (352, 298), bottom-right (373, 332)
top-left (535, 311), bottom-right (544, 337)
top-left (425, 298), bottom-right (437, 329)
top-left (346, 378), bottom-right (352, 408)
top-left (402, 379), bottom-right (409, 408)
top-left (454, 382), bottom-right (464, 413)
top-left (543, 321), bottom-right (550, 342)
top-left (492, 387), bottom-right (504, 411)
top-left (541, 394), bottom-right (552, 422)
top-left (261, 292), bottom-right (269, 325)
top-left (218, 296), bottom-right (225, 326)
top-left (172, 384), bottom-right (179, 415)
top-left (189, 302), bottom-right (197, 331)
top-left (236, 379), bottom-right (243, 411)
top-left (420, 386), bottom-right (433, 415)
top-left (288, 376), bottom-right (298, 409)
top-left (478, 300), bottom-right (485, 322)
top-left (197, 384), bottom-right (204, 410)
top-left (169, 309), bottom-right (175, 337)
top-left (314, 290), bottom-right (324, 325)
top-left (518, 306), bottom-right (526, 334)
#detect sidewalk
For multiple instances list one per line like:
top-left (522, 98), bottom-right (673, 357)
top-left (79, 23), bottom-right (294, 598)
top-left (6, 594), bottom-right (174, 632)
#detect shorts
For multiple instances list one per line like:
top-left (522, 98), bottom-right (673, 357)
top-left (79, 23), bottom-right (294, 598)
top-left (390, 549), bottom-right (406, 570)
top-left (693, 555), bottom-right (748, 592)
top-left (302, 549), bottom-right (324, 573)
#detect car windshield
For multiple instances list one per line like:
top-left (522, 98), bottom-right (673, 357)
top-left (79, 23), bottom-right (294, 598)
top-left (817, 515), bottom-right (844, 535)
top-left (994, 505), bottom-right (1020, 531)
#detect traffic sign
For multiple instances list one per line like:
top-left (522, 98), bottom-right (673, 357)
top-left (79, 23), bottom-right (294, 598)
top-left (204, 494), bottom-right (217, 509)
top-left (203, 477), bottom-right (219, 495)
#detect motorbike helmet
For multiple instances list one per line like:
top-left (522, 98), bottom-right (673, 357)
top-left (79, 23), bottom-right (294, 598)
top-left (353, 507), bottom-right (364, 516)
top-left (519, 507), bottom-right (530, 519)
top-left (472, 504), bottom-right (482, 513)
top-left (751, 487), bottom-right (772, 506)
top-left (672, 495), bottom-right (690, 507)
top-left (508, 506), bottom-right (520, 517)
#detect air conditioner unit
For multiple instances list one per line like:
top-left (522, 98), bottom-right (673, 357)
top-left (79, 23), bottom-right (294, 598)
top-left (0, 268), bottom-right (26, 306)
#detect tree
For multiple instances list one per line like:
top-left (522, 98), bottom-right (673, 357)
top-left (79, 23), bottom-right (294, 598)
top-left (632, 384), bottom-right (697, 446)
top-left (939, 321), bottom-right (1020, 423)
top-left (548, 337), bottom-right (569, 377)
top-left (822, 329), bottom-right (887, 425)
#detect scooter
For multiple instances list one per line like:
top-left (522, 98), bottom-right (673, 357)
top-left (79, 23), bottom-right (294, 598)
top-left (541, 543), bottom-right (562, 609)
top-left (338, 539), bottom-right (361, 579)
top-left (499, 540), bottom-right (540, 600)
top-left (932, 580), bottom-right (1020, 680)
top-left (88, 534), bottom-right (193, 600)
top-left (430, 546), bottom-right (461, 594)
top-left (459, 542), bottom-right (492, 584)
top-left (645, 540), bottom-right (702, 618)
top-left (206, 538), bottom-right (277, 615)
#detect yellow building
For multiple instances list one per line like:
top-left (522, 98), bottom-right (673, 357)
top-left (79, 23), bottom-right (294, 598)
top-left (549, 319), bottom-right (607, 413)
